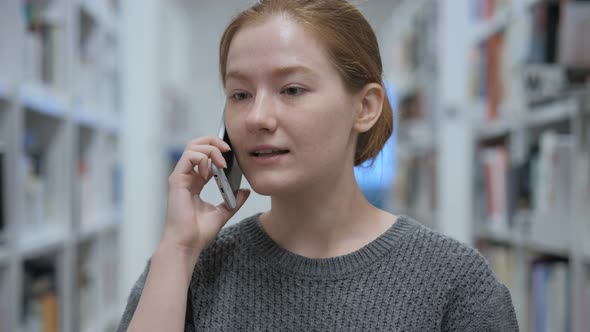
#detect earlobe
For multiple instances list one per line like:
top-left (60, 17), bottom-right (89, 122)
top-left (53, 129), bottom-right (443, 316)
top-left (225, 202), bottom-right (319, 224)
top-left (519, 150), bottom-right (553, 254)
top-left (353, 83), bottom-right (385, 133)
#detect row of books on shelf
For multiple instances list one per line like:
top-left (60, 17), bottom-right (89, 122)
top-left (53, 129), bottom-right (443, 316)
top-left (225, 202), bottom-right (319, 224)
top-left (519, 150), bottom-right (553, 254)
top-left (478, 244), bottom-right (586, 331)
top-left (77, 241), bottom-right (99, 330)
top-left (76, 237), bottom-right (120, 330)
top-left (20, 241), bottom-right (120, 332)
top-left (474, 130), bottom-right (586, 243)
top-left (22, 256), bottom-right (59, 332)
top-left (77, 4), bottom-right (121, 110)
top-left (469, 0), bottom-right (590, 121)
top-left (20, 0), bottom-right (121, 111)
top-left (22, 0), bottom-right (66, 89)
top-left (392, 152), bottom-right (437, 228)
top-left (20, 128), bottom-right (122, 231)
top-left (390, 0), bottom-right (438, 98)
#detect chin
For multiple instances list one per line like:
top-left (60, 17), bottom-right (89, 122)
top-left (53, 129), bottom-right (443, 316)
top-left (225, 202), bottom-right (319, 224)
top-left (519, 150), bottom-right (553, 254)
top-left (245, 173), bottom-right (304, 197)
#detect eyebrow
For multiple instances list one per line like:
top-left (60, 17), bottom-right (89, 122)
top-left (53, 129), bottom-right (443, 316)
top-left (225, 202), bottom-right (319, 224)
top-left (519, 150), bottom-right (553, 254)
top-left (225, 65), bottom-right (316, 82)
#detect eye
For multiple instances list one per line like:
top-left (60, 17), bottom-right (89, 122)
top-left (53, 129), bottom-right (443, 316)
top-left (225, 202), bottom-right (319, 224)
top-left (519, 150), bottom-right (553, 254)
top-left (281, 86), bottom-right (306, 96)
top-left (230, 91), bottom-right (251, 101)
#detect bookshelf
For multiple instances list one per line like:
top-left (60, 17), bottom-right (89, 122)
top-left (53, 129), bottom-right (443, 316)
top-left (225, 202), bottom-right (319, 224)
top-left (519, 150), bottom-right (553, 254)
top-left (0, 0), bottom-right (123, 331)
top-left (385, 0), bottom-right (590, 331)
top-left (382, 0), bottom-right (439, 230)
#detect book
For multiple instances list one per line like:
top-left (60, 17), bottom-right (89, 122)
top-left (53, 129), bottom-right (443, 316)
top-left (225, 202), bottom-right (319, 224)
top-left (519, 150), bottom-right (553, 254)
top-left (532, 131), bottom-right (573, 216)
top-left (23, 0), bottom-right (65, 88)
top-left (23, 129), bottom-right (47, 227)
top-left (76, 242), bottom-right (97, 330)
top-left (525, 131), bottom-right (574, 247)
top-left (469, 31), bottom-right (509, 122)
top-left (476, 144), bottom-right (510, 231)
top-left (392, 153), bottom-right (437, 227)
top-left (530, 260), bottom-right (569, 332)
top-left (23, 257), bottom-right (58, 332)
top-left (559, 1), bottom-right (590, 67)
top-left (528, 1), bottom-right (561, 64)
top-left (77, 158), bottom-right (94, 229)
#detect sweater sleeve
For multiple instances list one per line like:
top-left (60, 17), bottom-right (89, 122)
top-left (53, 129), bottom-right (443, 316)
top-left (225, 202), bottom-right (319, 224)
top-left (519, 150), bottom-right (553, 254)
top-left (115, 260), bottom-right (196, 332)
top-left (464, 284), bottom-right (519, 332)
top-left (441, 262), bottom-right (519, 332)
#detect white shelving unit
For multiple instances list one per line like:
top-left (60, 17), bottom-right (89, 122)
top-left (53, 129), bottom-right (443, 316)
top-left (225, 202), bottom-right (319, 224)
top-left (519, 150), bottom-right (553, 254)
top-left (385, 0), bottom-right (590, 331)
top-left (0, 0), bottom-right (123, 331)
top-left (379, 0), bottom-right (440, 230)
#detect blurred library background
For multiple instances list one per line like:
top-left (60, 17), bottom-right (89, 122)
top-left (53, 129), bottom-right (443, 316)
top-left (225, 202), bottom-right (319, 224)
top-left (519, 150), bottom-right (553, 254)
top-left (0, 0), bottom-right (589, 331)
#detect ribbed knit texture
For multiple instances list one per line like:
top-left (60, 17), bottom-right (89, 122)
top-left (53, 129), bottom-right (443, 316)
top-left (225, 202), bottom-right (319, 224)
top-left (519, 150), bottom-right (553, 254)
top-left (117, 214), bottom-right (519, 331)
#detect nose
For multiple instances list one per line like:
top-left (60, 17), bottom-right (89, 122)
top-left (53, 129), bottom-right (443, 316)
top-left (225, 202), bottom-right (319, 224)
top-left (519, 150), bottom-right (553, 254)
top-left (245, 92), bottom-right (277, 133)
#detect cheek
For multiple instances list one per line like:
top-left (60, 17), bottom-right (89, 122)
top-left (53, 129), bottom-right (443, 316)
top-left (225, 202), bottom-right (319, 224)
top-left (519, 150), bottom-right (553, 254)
top-left (295, 104), bottom-right (355, 160)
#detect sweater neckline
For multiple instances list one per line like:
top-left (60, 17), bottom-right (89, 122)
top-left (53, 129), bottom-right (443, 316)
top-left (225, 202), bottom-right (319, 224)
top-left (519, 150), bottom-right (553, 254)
top-left (243, 214), bottom-right (418, 278)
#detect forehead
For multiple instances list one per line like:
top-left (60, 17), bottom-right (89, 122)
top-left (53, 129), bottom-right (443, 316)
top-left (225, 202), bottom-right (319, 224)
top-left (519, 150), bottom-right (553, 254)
top-left (225, 15), bottom-right (334, 80)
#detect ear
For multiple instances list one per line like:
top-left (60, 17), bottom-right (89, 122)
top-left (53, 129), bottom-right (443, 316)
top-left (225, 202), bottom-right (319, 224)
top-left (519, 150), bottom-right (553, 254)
top-left (353, 83), bottom-right (385, 134)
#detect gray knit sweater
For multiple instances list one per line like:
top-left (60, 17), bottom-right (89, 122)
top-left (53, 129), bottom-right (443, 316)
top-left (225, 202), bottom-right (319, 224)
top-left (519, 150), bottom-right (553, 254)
top-left (117, 214), bottom-right (519, 331)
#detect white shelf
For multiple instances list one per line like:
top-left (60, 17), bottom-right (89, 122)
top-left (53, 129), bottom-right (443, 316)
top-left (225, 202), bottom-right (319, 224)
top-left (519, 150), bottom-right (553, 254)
top-left (472, 98), bottom-right (580, 139)
top-left (471, 0), bottom-right (542, 43)
top-left (475, 119), bottom-right (513, 140)
top-left (472, 8), bottom-right (511, 43)
top-left (17, 225), bottom-right (69, 258)
top-left (73, 106), bottom-right (121, 135)
top-left (0, 1), bottom-right (124, 331)
top-left (79, 218), bottom-right (120, 242)
top-left (20, 84), bottom-right (69, 118)
top-left (525, 98), bottom-right (578, 128)
top-left (73, 107), bottom-right (104, 130)
top-left (394, 0), bottom-right (590, 330)
top-left (475, 224), bottom-right (570, 258)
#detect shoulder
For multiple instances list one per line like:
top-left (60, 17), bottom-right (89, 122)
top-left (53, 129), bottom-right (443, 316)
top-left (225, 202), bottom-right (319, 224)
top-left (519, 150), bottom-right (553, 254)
top-left (402, 216), bottom-right (496, 285)
top-left (400, 216), bottom-right (518, 330)
top-left (397, 216), bottom-right (505, 307)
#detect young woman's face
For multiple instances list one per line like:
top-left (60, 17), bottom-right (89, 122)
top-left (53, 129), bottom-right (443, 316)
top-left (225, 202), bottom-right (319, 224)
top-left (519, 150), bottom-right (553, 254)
top-left (224, 15), bottom-right (360, 196)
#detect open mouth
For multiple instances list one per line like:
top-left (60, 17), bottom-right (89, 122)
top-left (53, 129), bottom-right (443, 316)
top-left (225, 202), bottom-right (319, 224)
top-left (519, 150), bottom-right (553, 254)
top-left (250, 149), bottom-right (290, 157)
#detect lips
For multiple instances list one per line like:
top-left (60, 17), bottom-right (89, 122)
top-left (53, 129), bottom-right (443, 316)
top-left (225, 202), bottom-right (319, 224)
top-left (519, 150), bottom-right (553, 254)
top-left (248, 145), bottom-right (290, 157)
top-left (250, 149), bottom-right (290, 157)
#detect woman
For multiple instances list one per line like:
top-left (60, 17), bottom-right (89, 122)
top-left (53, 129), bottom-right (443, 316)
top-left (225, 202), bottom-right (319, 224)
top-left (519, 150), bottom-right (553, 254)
top-left (118, 1), bottom-right (518, 331)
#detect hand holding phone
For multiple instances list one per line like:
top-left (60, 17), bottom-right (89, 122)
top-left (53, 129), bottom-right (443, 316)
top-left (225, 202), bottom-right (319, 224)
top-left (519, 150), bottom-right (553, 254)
top-left (162, 134), bottom-right (249, 259)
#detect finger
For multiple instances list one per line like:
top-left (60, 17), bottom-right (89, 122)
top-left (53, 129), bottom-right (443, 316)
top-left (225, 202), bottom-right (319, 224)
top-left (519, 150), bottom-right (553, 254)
top-left (189, 172), bottom-right (207, 196)
top-left (173, 150), bottom-right (208, 175)
top-left (198, 155), bottom-right (209, 179)
top-left (187, 136), bottom-right (231, 152)
top-left (215, 189), bottom-right (251, 225)
top-left (187, 144), bottom-right (227, 169)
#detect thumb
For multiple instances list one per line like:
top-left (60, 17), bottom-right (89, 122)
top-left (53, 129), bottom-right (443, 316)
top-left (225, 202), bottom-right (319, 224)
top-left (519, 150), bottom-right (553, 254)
top-left (216, 189), bottom-right (251, 224)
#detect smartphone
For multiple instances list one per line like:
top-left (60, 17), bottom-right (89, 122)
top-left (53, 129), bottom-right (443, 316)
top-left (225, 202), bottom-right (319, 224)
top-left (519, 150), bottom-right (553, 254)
top-left (211, 124), bottom-right (243, 210)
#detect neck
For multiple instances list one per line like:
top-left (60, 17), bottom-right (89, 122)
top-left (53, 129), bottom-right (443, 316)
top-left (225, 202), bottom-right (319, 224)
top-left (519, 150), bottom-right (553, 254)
top-left (260, 166), bottom-right (394, 259)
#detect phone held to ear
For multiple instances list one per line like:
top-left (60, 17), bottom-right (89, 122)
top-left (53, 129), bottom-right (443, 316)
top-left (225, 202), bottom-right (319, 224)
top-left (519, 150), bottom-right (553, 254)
top-left (211, 123), bottom-right (243, 210)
